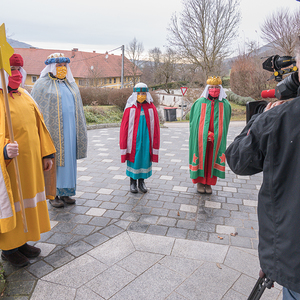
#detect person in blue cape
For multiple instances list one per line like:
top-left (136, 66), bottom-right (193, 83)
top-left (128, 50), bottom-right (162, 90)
top-left (31, 53), bottom-right (87, 208)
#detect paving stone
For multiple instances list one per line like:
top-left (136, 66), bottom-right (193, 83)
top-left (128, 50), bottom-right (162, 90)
top-left (230, 235), bottom-right (253, 249)
top-left (167, 227), bottom-right (188, 239)
top-left (195, 222), bottom-right (216, 232)
top-left (72, 224), bottom-right (95, 235)
top-left (231, 211), bottom-right (249, 219)
top-left (180, 204), bottom-right (197, 213)
top-left (27, 260), bottom-right (54, 278)
top-left (100, 224), bottom-right (124, 237)
top-left (102, 210), bottom-right (123, 219)
top-left (120, 212), bottom-right (140, 222)
top-left (71, 215), bottom-right (93, 224)
top-left (117, 251), bottom-right (164, 276)
top-left (212, 209), bottom-right (231, 218)
top-left (47, 233), bottom-right (73, 245)
top-left (4, 280), bottom-right (37, 298)
top-left (146, 225), bottom-right (168, 236)
top-left (222, 203), bottom-right (239, 211)
top-left (75, 286), bottom-right (105, 300)
top-left (42, 254), bottom-right (108, 288)
top-left (157, 217), bottom-right (177, 227)
top-left (139, 215), bottom-right (159, 224)
top-left (65, 241), bottom-right (93, 257)
top-left (44, 249), bottom-right (75, 268)
top-left (236, 227), bottom-right (257, 238)
top-left (187, 230), bottom-right (208, 242)
top-left (208, 233), bottom-right (230, 245)
top-left (110, 263), bottom-right (184, 300)
top-left (150, 207), bottom-right (169, 216)
top-left (176, 220), bottom-right (196, 230)
top-left (225, 218), bottom-right (244, 227)
top-left (100, 201), bottom-right (118, 209)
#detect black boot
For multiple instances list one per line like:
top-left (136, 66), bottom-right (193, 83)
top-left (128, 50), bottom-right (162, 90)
top-left (130, 178), bottom-right (138, 193)
top-left (138, 179), bottom-right (147, 193)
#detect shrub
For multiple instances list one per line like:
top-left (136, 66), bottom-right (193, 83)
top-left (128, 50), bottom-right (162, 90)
top-left (230, 54), bottom-right (277, 100)
top-left (79, 87), bottom-right (110, 106)
top-left (226, 91), bottom-right (255, 106)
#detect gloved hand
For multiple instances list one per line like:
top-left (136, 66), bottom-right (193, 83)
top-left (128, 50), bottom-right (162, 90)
top-left (6, 141), bottom-right (19, 158)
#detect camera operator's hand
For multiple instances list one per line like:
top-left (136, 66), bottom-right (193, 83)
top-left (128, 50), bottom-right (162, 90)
top-left (264, 101), bottom-right (285, 112)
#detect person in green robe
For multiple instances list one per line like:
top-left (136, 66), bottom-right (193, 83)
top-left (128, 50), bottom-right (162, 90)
top-left (189, 76), bottom-right (231, 194)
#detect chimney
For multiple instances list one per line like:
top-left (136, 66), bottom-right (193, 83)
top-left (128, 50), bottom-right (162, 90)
top-left (71, 48), bottom-right (78, 58)
top-left (93, 50), bottom-right (96, 53)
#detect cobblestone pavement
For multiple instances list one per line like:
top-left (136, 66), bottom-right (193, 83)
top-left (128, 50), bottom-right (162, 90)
top-left (1, 121), bottom-right (282, 299)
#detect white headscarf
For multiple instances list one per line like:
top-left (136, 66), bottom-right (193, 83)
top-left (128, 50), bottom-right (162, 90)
top-left (200, 84), bottom-right (227, 101)
top-left (125, 82), bottom-right (153, 110)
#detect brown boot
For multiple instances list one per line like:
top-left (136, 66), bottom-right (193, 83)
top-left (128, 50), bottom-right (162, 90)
top-left (1, 250), bottom-right (29, 267)
top-left (18, 243), bottom-right (41, 258)
top-left (205, 185), bottom-right (212, 194)
top-left (197, 183), bottom-right (205, 193)
top-left (49, 196), bottom-right (64, 208)
top-left (60, 196), bottom-right (76, 204)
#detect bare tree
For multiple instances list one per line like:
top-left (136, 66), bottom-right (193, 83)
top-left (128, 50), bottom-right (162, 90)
top-left (260, 8), bottom-right (300, 56)
top-left (148, 47), bottom-right (163, 85)
top-left (125, 37), bottom-right (144, 86)
top-left (160, 48), bottom-right (178, 93)
top-left (167, 0), bottom-right (241, 79)
top-left (87, 63), bottom-right (103, 87)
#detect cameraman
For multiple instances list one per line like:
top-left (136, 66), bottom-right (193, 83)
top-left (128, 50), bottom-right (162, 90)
top-left (225, 52), bottom-right (300, 299)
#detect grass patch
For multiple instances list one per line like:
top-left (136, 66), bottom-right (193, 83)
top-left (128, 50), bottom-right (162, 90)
top-left (229, 101), bottom-right (246, 121)
top-left (84, 105), bottom-right (123, 125)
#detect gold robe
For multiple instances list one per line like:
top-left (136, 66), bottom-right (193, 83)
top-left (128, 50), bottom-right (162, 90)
top-left (0, 88), bottom-right (56, 250)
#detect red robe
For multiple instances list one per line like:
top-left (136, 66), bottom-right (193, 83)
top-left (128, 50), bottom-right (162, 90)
top-left (120, 102), bottom-right (160, 163)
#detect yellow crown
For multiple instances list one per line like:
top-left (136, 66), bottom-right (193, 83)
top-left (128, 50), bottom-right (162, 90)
top-left (207, 76), bottom-right (222, 85)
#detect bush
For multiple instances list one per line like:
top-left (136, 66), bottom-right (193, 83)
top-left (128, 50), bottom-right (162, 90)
top-left (80, 87), bottom-right (160, 111)
top-left (230, 54), bottom-right (277, 100)
top-left (84, 106), bottom-right (123, 124)
top-left (79, 87), bottom-right (110, 106)
top-left (226, 91), bottom-right (255, 106)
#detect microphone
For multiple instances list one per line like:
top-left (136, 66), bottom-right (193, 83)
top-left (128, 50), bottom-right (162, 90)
top-left (261, 89), bottom-right (275, 98)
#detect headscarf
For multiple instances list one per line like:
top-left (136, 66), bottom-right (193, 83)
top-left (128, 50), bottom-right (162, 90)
top-left (40, 53), bottom-right (75, 83)
top-left (124, 82), bottom-right (153, 110)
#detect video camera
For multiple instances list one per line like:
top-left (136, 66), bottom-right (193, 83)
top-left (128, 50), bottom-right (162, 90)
top-left (246, 55), bottom-right (299, 122)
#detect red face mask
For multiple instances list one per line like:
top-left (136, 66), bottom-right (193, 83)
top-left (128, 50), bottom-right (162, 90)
top-left (8, 70), bottom-right (23, 90)
top-left (208, 88), bottom-right (220, 98)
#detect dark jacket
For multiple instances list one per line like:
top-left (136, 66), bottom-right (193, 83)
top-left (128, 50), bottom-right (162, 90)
top-left (225, 98), bottom-right (300, 293)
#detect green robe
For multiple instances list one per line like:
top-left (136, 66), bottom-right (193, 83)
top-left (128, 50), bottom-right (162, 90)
top-left (189, 97), bottom-right (231, 180)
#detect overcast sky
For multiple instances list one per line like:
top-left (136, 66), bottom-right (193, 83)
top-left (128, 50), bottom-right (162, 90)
top-left (2, 0), bottom-right (300, 57)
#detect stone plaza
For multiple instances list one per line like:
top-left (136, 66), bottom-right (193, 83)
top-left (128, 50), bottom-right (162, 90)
top-left (1, 121), bottom-right (283, 299)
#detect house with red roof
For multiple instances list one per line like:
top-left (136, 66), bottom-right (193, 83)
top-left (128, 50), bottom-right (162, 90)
top-left (14, 48), bottom-right (142, 88)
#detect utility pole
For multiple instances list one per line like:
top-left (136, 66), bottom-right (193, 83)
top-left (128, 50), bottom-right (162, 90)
top-left (121, 45), bottom-right (124, 89)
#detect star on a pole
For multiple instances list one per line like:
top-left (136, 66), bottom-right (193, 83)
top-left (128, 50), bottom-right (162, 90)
top-left (0, 23), bottom-right (14, 76)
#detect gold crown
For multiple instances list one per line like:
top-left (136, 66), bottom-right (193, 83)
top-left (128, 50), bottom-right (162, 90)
top-left (207, 76), bottom-right (222, 85)
top-left (47, 53), bottom-right (65, 59)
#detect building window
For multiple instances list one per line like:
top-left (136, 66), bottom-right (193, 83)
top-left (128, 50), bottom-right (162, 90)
top-left (78, 79), bottom-right (87, 86)
top-left (32, 76), bottom-right (37, 83)
top-left (109, 78), bottom-right (112, 84)
top-left (114, 78), bottom-right (116, 83)
top-left (104, 79), bottom-right (107, 84)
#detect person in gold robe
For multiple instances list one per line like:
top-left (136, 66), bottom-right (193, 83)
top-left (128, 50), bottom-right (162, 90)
top-left (0, 54), bottom-right (56, 267)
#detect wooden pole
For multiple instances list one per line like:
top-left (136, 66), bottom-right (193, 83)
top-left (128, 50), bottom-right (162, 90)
top-left (0, 68), bottom-right (28, 232)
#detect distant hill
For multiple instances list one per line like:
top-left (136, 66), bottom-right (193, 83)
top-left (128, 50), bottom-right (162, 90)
top-left (7, 38), bottom-right (33, 48)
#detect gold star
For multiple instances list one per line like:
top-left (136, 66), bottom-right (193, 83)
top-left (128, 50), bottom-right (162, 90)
top-left (0, 23), bottom-right (14, 76)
